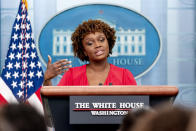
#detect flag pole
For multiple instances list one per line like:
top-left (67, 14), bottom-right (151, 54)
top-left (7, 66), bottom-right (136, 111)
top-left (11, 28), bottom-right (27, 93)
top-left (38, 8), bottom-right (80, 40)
top-left (22, 0), bottom-right (28, 10)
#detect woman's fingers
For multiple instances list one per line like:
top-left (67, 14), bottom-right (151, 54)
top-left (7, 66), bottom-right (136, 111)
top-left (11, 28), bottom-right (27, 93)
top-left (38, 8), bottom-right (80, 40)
top-left (58, 61), bottom-right (72, 67)
top-left (47, 55), bottom-right (52, 66)
top-left (56, 65), bottom-right (72, 73)
top-left (54, 66), bottom-right (69, 77)
top-left (55, 59), bottom-right (70, 65)
top-left (61, 65), bottom-right (72, 70)
top-left (44, 57), bottom-right (72, 80)
top-left (58, 68), bottom-right (68, 75)
top-left (55, 60), bottom-right (72, 69)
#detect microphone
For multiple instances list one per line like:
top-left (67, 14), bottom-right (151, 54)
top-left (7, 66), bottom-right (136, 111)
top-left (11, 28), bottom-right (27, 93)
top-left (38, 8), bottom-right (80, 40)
top-left (98, 83), bottom-right (112, 85)
top-left (99, 83), bottom-right (103, 86)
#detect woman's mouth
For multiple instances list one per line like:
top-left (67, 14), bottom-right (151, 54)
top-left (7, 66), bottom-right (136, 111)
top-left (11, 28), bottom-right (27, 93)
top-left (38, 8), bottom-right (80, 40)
top-left (95, 50), bottom-right (104, 56)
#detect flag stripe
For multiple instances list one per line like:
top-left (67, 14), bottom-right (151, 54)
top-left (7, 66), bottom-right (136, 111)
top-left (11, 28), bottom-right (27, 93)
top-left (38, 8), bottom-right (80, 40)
top-left (28, 89), bottom-right (44, 114)
top-left (35, 86), bottom-right (42, 103)
top-left (0, 94), bottom-right (8, 104)
top-left (0, 77), bottom-right (18, 103)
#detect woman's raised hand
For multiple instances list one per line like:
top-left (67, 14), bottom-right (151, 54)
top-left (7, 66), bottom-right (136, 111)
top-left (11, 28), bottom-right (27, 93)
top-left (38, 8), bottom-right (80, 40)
top-left (44, 55), bottom-right (72, 81)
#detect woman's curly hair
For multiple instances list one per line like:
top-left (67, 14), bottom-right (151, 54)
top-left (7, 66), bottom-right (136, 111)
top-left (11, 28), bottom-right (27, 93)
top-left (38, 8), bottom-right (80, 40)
top-left (71, 19), bottom-right (116, 61)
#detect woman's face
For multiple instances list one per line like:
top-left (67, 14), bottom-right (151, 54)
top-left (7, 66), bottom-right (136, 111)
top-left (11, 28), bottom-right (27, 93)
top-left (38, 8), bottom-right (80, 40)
top-left (82, 32), bottom-right (109, 62)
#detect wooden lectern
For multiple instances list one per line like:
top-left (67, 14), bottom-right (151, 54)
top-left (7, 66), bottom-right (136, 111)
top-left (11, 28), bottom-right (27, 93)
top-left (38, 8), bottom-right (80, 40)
top-left (41, 86), bottom-right (178, 131)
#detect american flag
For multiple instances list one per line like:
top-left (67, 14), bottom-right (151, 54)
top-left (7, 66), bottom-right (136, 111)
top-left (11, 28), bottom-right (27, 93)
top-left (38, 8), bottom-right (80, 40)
top-left (0, 0), bottom-right (44, 113)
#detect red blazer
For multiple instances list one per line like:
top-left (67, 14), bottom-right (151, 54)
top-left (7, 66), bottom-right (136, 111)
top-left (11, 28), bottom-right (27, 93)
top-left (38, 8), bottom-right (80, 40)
top-left (58, 64), bottom-right (137, 86)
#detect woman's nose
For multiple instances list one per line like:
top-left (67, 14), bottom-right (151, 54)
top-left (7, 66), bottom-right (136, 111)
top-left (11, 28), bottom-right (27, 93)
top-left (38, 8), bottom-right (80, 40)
top-left (94, 41), bottom-right (101, 48)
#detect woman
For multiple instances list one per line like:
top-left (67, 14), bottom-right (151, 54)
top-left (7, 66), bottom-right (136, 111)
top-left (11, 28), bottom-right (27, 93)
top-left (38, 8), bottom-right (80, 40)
top-left (43, 19), bottom-right (136, 86)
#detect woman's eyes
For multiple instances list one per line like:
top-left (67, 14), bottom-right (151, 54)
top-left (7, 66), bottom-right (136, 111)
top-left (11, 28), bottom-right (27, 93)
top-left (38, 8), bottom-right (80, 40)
top-left (87, 41), bottom-right (93, 45)
top-left (99, 37), bottom-right (105, 42)
top-left (86, 37), bottom-right (105, 45)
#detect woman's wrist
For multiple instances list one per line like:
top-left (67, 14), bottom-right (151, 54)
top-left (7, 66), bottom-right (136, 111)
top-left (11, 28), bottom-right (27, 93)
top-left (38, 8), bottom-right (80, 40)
top-left (43, 79), bottom-right (52, 86)
top-left (44, 73), bottom-right (51, 82)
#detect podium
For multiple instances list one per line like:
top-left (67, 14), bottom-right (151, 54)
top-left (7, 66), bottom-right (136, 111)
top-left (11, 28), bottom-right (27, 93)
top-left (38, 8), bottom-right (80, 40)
top-left (41, 86), bottom-right (178, 131)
